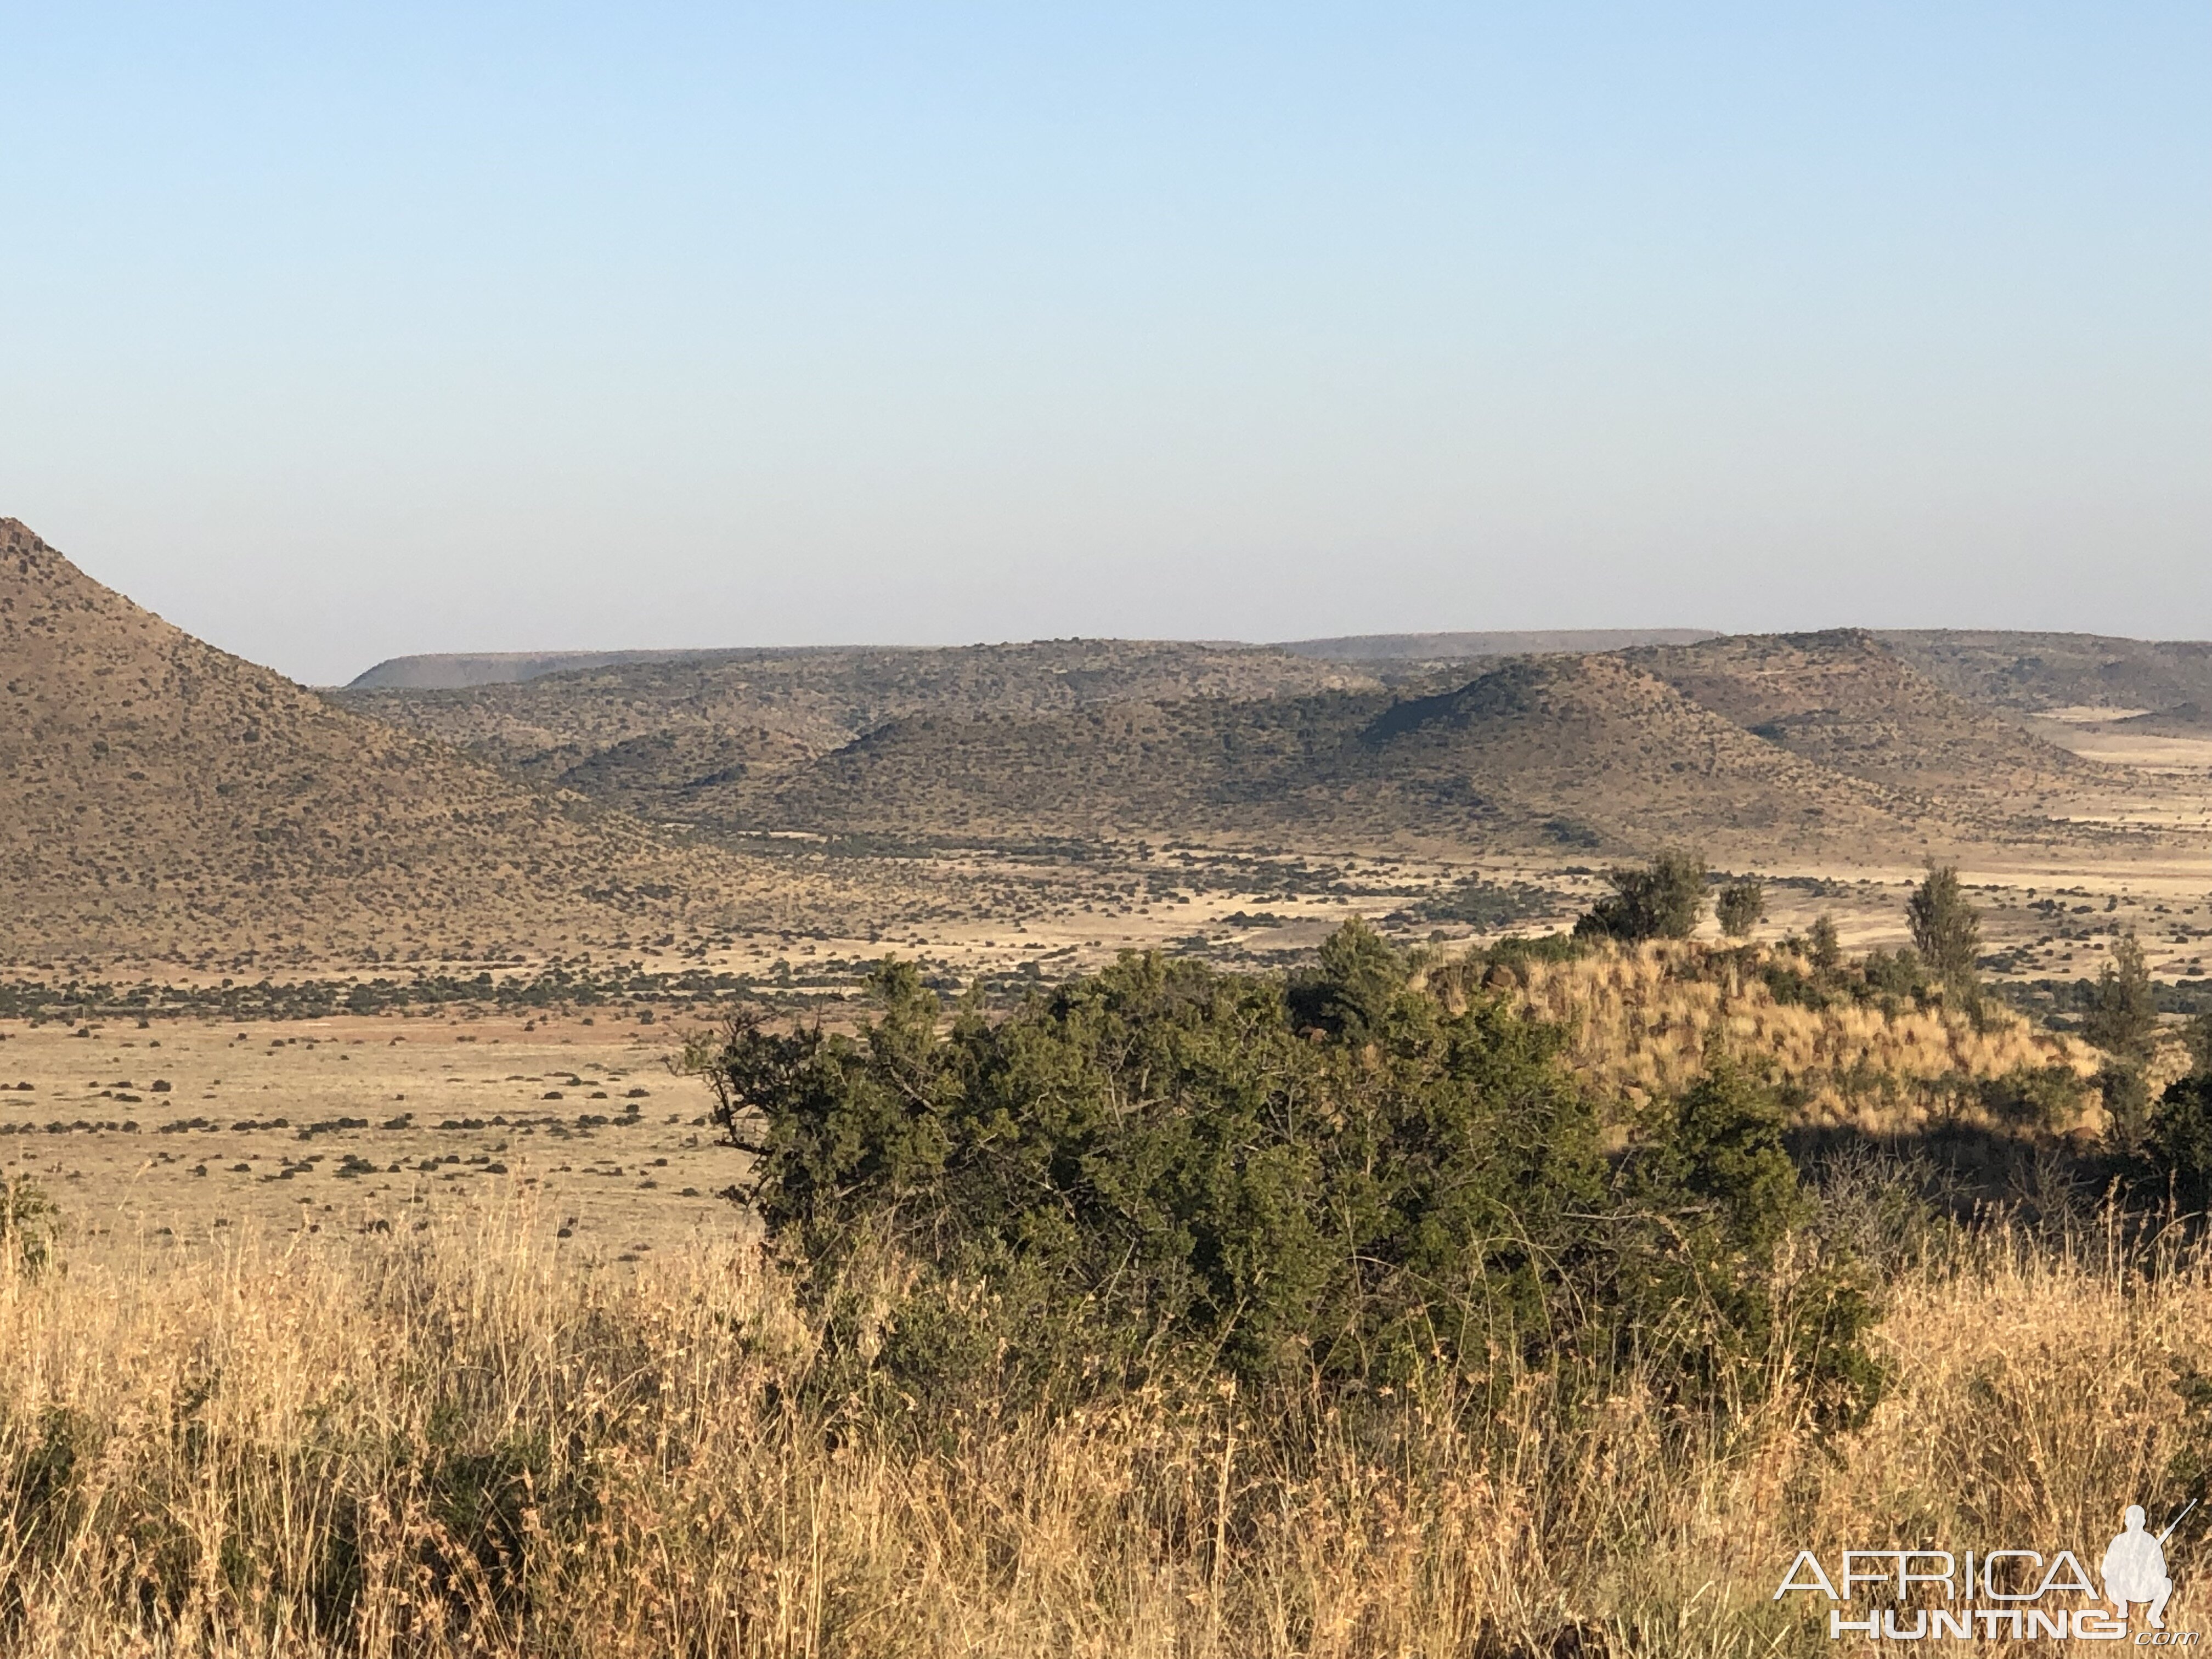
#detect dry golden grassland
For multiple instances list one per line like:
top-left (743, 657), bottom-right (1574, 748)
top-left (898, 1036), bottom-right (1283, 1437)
top-left (4, 939), bottom-right (2208, 1655)
top-left (0, 1015), bottom-right (738, 1269)
top-left (3, 1197), bottom-right (2210, 1656)
top-left (1476, 941), bottom-right (2108, 1131)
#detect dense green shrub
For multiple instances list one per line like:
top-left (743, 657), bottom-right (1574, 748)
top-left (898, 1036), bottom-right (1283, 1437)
top-left (1906, 866), bottom-right (1982, 997)
top-left (1483, 930), bottom-right (1588, 970)
top-left (1716, 879), bottom-right (1766, 939)
top-left (1286, 915), bottom-right (1409, 1037)
top-left (1622, 1057), bottom-right (1883, 1419)
top-left (2146, 1073), bottom-right (2212, 1215)
top-left (1807, 914), bottom-right (1843, 973)
top-left (2104, 1064), bottom-right (2157, 1153)
top-left (1574, 850), bottom-right (1707, 943)
top-left (1761, 960), bottom-right (1835, 1010)
top-left (1979, 1064), bottom-right (2090, 1132)
top-left (1860, 947), bottom-right (1929, 1002)
top-left (2084, 933), bottom-right (2160, 1064)
top-left (692, 933), bottom-right (1881, 1427)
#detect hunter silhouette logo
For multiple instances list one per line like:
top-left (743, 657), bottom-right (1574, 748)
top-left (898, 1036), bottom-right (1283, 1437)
top-left (1775, 1500), bottom-right (2199, 1643)
top-left (2106, 1503), bottom-right (2190, 1631)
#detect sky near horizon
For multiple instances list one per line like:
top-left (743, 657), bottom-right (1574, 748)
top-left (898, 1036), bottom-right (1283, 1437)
top-left (1, 4), bottom-right (2205, 684)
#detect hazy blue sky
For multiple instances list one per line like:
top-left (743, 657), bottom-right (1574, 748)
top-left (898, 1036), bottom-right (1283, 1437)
top-left (2, 3), bottom-right (2205, 683)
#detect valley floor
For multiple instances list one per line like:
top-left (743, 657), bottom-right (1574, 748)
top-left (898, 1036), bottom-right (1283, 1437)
top-left (0, 1014), bottom-right (738, 1270)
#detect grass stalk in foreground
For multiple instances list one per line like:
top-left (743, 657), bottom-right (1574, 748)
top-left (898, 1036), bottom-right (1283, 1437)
top-left (0, 1196), bottom-right (2207, 1656)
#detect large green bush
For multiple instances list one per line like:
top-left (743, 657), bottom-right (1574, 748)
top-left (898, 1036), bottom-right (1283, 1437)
top-left (692, 930), bottom-right (1880, 1425)
top-left (1574, 850), bottom-right (1707, 943)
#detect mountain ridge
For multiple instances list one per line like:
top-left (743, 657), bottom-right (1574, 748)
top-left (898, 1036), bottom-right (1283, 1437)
top-left (0, 520), bottom-right (865, 966)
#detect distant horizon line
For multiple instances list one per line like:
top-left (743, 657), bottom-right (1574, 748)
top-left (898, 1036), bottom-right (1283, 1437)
top-left (333, 629), bottom-right (1726, 689)
top-left (327, 625), bottom-right (2212, 693)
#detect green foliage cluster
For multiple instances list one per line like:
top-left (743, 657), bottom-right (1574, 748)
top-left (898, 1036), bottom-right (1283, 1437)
top-left (2085, 933), bottom-right (2161, 1064)
top-left (692, 928), bottom-right (1881, 1430)
top-left (1978, 1064), bottom-right (2091, 1133)
top-left (2146, 1073), bottom-right (2212, 1215)
top-left (1753, 935), bottom-right (1920, 1016)
top-left (2084, 934), bottom-right (2166, 1153)
top-left (1716, 878), bottom-right (1767, 939)
top-left (1415, 874), bottom-right (1552, 932)
top-left (1861, 946), bottom-right (1931, 1002)
top-left (1481, 930), bottom-right (1589, 972)
top-left (1574, 850), bottom-right (1707, 944)
top-left (1906, 865), bottom-right (1982, 996)
top-left (1757, 958), bottom-right (1832, 1009)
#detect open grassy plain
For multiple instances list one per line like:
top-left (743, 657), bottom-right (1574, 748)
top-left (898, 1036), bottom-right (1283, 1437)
top-left (0, 1012), bottom-right (736, 1272)
top-left (4, 937), bottom-right (2212, 1657)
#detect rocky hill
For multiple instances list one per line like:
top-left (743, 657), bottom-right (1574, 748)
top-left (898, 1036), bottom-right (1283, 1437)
top-left (334, 628), bottom-right (2121, 862)
top-left (321, 618), bottom-right (2200, 871)
top-left (334, 640), bottom-right (1385, 785)
top-left (1878, 629), bottom-right (2212, 714)
top-left (749, 691), bottom-right (1390, 843)
top-left (1341, 653), bottom-right (1928, 854)
top-left (349, 630), bottom-right (1723, 689)
top-left (1628, 630), bottom-right (2092, 811)
top-left (700, 654), bottom-right (1933, 859)
top-left (0, 521), bottom-right (861, 966)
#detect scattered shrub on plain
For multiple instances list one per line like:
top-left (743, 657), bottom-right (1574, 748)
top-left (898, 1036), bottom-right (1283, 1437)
top-left (1573, 849), bottom-right (1707, 944)
top-left (1716, 878), bottom-right (1766, 940)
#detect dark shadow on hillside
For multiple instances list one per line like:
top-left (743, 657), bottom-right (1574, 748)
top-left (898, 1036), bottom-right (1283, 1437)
top-left (1789, 1121), bottom-right (2123, 1232)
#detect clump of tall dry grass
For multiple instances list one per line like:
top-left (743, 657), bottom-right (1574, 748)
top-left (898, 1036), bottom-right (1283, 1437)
top-left (2, 1194), bottom-right (2209, 1656)
top-left (1476, 941), bottom-right (2096, 1132)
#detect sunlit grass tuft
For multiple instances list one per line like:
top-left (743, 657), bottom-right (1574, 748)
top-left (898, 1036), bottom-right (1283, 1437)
top-left (1459, 940), bottom-right (2101, 1133)
top-left (0, 1192), bottom-right (2206, 1655)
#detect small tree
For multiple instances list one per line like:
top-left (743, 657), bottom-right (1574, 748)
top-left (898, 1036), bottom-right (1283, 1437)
top-left (2105, 1064), bottom-right (2155, 1153)
top-left (1575, 849), bottom-right (1707, 943)
top-left (1288, 915), bottom-right (1407, 1039)
top-left (2187, 1008), bottom-right (2211, 1078)
top-left (1716, 879), bottom-right (1766, 940)
top-left (2147, 1073), bottom-right (2212, 1212)
top-left (2084, 932), bottom-right (2160, 1065)
top-left (1906, 866), bottom-right (1981, 995)
top-left (1807, 913), bottom-right (1842, 973)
